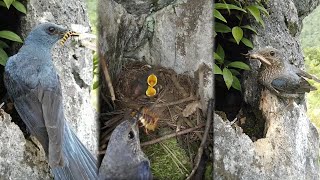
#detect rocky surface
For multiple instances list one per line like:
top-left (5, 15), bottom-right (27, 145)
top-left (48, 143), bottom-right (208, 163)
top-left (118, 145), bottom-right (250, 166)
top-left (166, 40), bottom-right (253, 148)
top-left (216, 0), bottom-right (320, 179)
top-left (0, 110), bottom-right (52, 179)
top-left (0, 0), bottom-right (97, 178)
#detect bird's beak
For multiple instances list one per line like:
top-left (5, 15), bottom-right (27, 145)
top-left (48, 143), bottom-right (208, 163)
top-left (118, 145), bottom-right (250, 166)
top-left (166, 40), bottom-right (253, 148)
top-left (248, 53), bottom-right (272, 66)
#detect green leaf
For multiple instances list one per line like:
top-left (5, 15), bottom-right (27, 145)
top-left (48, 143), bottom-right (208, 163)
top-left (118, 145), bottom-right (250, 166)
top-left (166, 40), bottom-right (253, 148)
top-left (246, 5), bottom-right (264, 27)
top-left (232, 26), bottom-right (243, 44)
top-left (216, 44), bottom-right (225, 62)
top-left (229, 69), bottom-right (241, 76)
top-left (214, 52), bottom-right (223, 64)
top-left (0, 1), bottom-right (6, 7)
top-left (232, 76), bottom-right (241, 91)
top-left (0, 48), bottom-right (8, 66)
top-left (215, 22), bottom-right (231, 33)
top-left (241, 25), bottom-right (257, 34)
top-left (213, 9), bottom-right (227, 23)
top-left (223, 67), bottom-right (233, 89)
top-left (92, 80), bottom-right (99, 90)
top-left (241, 37), bottom-right (253, 48)
top-left (0, 31), bottom-right (23, 43)
top-left (214, 63), bottom-right (223, 74)
top-left (227, 61), bottom-right (250, 70)
top-left (255, 5), bottom-right (269, 15)
top-left (3, 0), bottom-right (14, 8)
top-left (215, 3), bottom-right (247, 13)
top-left (0, 40), bottom-right (9, 48)
top-left (12, 1), bottom-right (27, 14)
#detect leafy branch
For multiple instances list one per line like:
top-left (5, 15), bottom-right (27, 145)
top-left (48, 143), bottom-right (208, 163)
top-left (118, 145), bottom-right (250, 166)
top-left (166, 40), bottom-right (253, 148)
top-left (214, 0), bottom-right (268, 90)
top-left (0, 0), bottom-right (26, 66)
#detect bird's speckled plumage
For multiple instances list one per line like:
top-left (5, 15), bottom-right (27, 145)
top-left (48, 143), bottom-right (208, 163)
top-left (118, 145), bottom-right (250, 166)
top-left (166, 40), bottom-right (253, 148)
top-left (4, 22), bottom-right (97, 179)
top-left (99, 117), bottom-right (152, 180)
top-left (249, 46), bottom-right (319, 98)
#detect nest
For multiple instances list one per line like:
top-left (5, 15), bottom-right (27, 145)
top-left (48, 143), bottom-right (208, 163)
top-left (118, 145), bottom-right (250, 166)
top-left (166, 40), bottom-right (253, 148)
top-left (99, 60), bottom-right (212, 178)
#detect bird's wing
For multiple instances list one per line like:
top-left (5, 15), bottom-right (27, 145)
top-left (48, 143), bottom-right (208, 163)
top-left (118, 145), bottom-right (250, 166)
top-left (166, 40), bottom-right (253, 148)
top-left (271, 75), bottom-right (316, 94)
top-left (296, 68), bottom-right (320, 83)
top-left (39, 86), bottom-right (65, 167)
top-left (5, 70), bottom-right (65, 167)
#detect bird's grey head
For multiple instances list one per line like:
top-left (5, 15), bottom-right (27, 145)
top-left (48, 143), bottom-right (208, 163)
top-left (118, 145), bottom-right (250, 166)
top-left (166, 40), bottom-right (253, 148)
top-left (25, 22), bottom-right (67, 48)
top-left (248, 46), bottom-right (284, 67)
top-left (99, 118), bottom-right (152, 179)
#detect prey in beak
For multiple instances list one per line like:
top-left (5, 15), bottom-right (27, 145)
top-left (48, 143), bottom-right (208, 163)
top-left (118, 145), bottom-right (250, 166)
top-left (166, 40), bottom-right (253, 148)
top-left (60, 31), bottom-right (80, 46)
top-left (244, 52), bottom-right (272, 66)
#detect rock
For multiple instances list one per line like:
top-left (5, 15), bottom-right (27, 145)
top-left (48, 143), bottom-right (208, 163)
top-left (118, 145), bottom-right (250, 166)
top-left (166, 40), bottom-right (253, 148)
top-left (0, 110), bottom-right (52, 179)
top-left (218, 0), bottom-right (320, 178)
top-left (20, 0), bottom-right (97, 156)
top-left (214, 106), bottom-right (319, 179)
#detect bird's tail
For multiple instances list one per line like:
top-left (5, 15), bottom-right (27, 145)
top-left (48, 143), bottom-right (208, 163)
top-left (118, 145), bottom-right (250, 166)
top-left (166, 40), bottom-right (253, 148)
top-left (51, 123), bottom-right (98, 180)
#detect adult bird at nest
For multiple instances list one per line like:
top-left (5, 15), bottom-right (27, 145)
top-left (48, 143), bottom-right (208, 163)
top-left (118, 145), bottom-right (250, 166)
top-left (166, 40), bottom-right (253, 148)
top-left (247, 46), bottom-right (320, 99)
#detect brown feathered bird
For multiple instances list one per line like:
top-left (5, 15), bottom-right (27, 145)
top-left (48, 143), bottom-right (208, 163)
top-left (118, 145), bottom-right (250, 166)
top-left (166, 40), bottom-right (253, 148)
top-left (248, 46), bottom-right (320, 98)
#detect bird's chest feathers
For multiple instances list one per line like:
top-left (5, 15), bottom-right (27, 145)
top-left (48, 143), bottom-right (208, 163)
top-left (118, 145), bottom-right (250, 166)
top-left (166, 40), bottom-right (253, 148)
top-left (14, 54), bottom-right (58, 89)
top-left (259, 66), bottom-right (282, 83)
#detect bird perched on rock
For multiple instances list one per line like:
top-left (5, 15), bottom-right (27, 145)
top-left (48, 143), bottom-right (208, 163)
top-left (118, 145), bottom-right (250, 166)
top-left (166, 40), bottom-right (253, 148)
top-left (247, 46), bottom-right (320, 98)
top-left (99, 117), bottom-right (152, 180)
top-left (4, 22), bottom-right (97, 179)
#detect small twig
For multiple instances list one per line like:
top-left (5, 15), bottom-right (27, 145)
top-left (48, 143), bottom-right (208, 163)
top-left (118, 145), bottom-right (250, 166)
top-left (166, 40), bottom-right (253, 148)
top-left (186, 99), bottom-right (213, 180)
top-left (160, 142), bottom-right (189, 173)
top-left (171, 74), bottom-right (188, 98)
top-left (182, 117), bottom-right (202, 140)
top-left (155, 96), bottom-right (195, 108)
top-left (100, 54), bottom-right (116, 105)
top-left (159, 142), bottom-right (183, 174)
top-left (141, 123), bottom-right (205, 146)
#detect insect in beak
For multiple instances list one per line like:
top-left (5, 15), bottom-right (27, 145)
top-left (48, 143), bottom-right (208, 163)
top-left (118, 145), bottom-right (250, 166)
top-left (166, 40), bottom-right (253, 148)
top-left (248, 53), bottom-right (272, 66)
top-left (60, 31), bottom-right (80, 46)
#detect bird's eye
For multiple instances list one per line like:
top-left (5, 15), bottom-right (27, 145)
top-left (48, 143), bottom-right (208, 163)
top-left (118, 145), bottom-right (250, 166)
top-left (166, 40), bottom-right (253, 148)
top-left (48, 27), bottom-right (55, 34)
top-left (270, 51), bottom-right (275, 56)
top-left (128, 131), bottom-right (135, 140)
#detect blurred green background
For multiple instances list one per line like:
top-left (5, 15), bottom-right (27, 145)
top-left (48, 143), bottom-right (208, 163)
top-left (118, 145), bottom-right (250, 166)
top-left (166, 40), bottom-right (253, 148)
top-left (301, 6), bottom-right (320, 128)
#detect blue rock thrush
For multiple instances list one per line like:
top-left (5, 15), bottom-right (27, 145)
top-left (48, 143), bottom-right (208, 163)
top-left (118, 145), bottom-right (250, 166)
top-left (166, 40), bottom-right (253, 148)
top-left (248, 46), bottom-right (320, 98)
top-left (98, 117), bottom-right (152, 180)
top-left (4, 22), bottom-right (97, 179)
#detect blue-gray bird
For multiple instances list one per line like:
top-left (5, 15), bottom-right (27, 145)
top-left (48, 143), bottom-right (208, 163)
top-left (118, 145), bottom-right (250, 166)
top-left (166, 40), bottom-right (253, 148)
top-left (99, 117), bottom-right (152, 180)
top-left (248, 46), bottom-right (320, 98)
top-left (4, 22), bottom-right (97, 179)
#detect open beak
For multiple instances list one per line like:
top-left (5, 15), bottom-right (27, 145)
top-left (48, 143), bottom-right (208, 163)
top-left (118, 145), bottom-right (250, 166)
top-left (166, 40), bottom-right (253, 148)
top-left (248, 53), bottom-right (272, 66)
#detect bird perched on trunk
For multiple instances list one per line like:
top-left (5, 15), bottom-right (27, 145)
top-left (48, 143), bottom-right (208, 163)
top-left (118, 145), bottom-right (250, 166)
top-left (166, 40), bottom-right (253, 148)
top-left (99, 117), bottom-right (152, 180)
top-left (247, 46), bottom-right (320, 98)
top-left (4, 22), bottom-right (97, 179)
